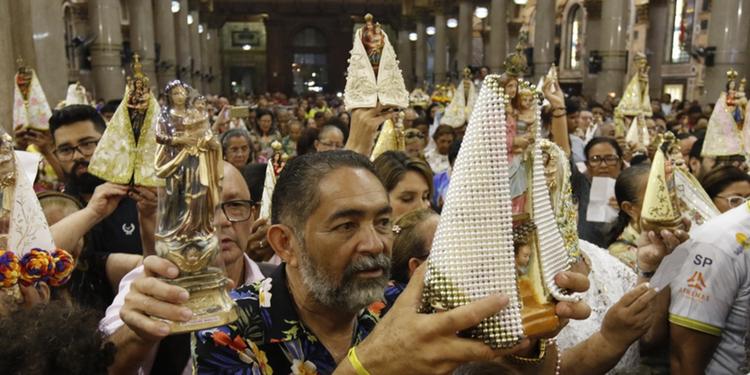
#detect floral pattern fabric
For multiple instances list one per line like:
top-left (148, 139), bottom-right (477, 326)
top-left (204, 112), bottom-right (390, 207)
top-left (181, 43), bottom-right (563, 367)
top-left (193, 264), bottom-right (394, 375)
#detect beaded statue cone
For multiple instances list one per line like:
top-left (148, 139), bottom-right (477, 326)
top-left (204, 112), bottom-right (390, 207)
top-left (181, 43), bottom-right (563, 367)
top-left (421, 75), bottom-right (580, 349)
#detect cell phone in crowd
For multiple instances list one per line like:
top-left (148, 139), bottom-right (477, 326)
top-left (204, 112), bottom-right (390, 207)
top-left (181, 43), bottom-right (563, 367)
top-left (229, 106), bottom-right (250, 118)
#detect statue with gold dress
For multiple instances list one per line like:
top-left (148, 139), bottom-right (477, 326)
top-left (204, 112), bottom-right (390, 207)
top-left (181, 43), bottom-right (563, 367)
top-left (89, 54), bottom-right (163, 187)
top-left (615, 53), bottom-right (652, 153)
top-left (153, 80), bottom-right (236, 333)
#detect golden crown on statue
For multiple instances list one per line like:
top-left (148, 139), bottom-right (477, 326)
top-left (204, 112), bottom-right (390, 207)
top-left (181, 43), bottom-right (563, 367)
top-left (503, 44), bottom-right (528, 77)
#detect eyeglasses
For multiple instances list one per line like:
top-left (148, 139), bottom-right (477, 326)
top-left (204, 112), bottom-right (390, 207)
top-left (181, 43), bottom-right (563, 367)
top-left (715, 195), bottom-right (749, 208)
top-left (405, 130), bottom-right (425, 139)
top-left (217, 200), bottom-right (256, 222)
top-left (53, 139), bottom-right (100, 161)
top-left (317, 140), bottom-right (344, 149)
top-left (587, 155), bottom-right (620, 166)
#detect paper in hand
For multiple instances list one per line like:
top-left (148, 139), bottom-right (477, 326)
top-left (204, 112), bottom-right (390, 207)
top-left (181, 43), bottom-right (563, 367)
top-left (586, 176), bottom-right (619, 223)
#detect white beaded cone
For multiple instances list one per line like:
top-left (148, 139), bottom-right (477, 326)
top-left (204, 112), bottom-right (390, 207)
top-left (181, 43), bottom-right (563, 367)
top-left (529, 97), bottom-right (582, 303)
top-left (422, 74), bottom-right (523, 349)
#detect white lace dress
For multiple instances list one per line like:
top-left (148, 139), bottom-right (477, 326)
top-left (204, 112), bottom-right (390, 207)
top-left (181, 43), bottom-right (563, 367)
top-left (557, 240), bottom-right (640, 374)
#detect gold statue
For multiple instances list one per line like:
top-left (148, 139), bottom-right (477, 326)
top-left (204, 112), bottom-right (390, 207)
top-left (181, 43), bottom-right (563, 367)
top-left (154, 80), bottom-right (236, 333)
top-left (615, 52), bottom-right (652, 139)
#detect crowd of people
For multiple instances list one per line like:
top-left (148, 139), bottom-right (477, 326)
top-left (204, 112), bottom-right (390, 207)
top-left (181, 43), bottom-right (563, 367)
top-left (1, 16), bottom-right (750, 375)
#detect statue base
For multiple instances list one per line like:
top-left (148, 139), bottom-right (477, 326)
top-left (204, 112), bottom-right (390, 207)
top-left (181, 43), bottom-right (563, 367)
top-left (518, 277), bottom-right (560, 337)
top-left (640, 216), bottom-right (686, 234)
top-left (162, 268), bottom-right (238, 334)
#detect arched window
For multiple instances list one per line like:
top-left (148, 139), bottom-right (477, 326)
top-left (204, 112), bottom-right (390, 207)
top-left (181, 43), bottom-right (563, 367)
top-left (566, 4), bottom-right (584, 70)
top-left (292, 27), bottom-right (328, 94)
top-left (667, 0), bottom-right (695, 63)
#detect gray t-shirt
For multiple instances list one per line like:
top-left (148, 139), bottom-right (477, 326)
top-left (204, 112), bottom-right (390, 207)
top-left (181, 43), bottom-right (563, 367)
top-left (669, 203), bottom-right (750, 374)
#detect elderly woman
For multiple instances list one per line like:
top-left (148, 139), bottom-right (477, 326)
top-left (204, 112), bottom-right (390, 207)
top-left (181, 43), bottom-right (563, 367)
top-left (221, 128), bottom-right (253, 170)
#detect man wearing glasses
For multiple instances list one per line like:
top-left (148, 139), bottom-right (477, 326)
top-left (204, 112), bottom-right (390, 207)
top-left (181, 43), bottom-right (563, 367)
top-left (104, 161), bottom-right (266, 374)
top-left (48, 104), bottom-right (149, 310)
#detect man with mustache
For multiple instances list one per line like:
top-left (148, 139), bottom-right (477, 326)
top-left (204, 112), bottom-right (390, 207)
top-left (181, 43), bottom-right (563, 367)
top-left (121, 151), bottom-right (590, 374)
top-left (48, 104), bottom-right (154, 310)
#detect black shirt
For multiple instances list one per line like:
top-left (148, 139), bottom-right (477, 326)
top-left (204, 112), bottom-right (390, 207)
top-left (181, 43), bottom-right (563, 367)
top-left (67, 195), bottom-right (143, 311)
top-left (570, 160), bottom-right (617, 248)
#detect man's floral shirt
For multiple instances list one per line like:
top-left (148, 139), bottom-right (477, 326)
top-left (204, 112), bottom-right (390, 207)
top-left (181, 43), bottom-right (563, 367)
top-left (193, 265), bottom-right (393, 374)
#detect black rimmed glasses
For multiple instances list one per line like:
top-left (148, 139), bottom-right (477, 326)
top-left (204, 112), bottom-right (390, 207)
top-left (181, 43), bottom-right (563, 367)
top-left (587, 155), bottom-right (620, 166)
top-left (53, 139), bottom-right (100, 161)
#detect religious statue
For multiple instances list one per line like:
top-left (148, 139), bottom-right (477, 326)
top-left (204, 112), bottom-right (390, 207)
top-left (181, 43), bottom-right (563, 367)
top-left (726, 70), bottom-right (747, 128)
top-left (702, 69), bottom-right (750, 157)
top-left (441, 67), bottom-right (477, 128)
top-left (615, 52), bottom-right (652, 143)
top-left (88, 54), bottom-right (163, 187)
top-left (13, 58), bottom-right (51, 132)
top-left (56, 82), bottom-right (91, 109)
top-left (0, 133), bottom-right (16, 249)
top-left (361, 13), bottom-right (385, 75)
top-left (153, 80), bottom-right (236, 333)
top-left (640, 137), bottom-right (685, 233)
top-left (0, 128), bottom-right (74, 315)
top-left (259, 141), bottom-right (288, 220)
top-left (500, 45), bottom-right (533, 214)
top-left (422, 75), bottom-right (580, 349)
top-left (344, 13), bottom-right (408, 110)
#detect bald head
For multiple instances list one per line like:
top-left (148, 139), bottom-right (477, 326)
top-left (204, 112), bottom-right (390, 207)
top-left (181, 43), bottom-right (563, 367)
top-left (222, 160), bottom-right (252, 202)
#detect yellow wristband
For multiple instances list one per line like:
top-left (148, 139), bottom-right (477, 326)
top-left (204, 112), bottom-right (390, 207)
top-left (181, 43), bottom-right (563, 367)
top-left (347, 346), bottom-right (372, 375)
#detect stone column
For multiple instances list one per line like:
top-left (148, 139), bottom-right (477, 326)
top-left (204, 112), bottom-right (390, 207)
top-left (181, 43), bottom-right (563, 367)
top-left (646, 0), bottom-right (668, 99)
top-left (457, 0), bottom-right (473, 71)
top-left (174, 0), bottom-right (191, 85)
top-left (594, 0), bottom-right (630, 102)
top-left (0, 0), bottom-right (14, 132)
top-left (397, 29), bottom-right (415, 89)
top-left (200, 25), bottom-right (210, 94)
top-left (153, 0), bottom-right (176, 89)
top-left (487, 0), bottom-right (507, 73)
top-left (533, 0), bottom-right (555, 81)
top-left (415, 17), bottom-right (427, 87)
top-left (88, 0), bottom-right (125, 101)
top-left (26, 0), bottom-right (67, 106)
top-left (208, 28), bottom-right (222, 95)
top-left (128, 0), bottom-right (157, 91)
top-left (703, 0), bottom-right (750, 101)
top-left (8, 0), bottom-right (36, 69)
top-left (434, 11), bottom-right (448, 83)
top-left (189, 11), bottom-right (203, 92)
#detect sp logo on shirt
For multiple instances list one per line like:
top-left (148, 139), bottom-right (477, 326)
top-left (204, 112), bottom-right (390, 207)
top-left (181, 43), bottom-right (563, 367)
top-left (692, 255), bottom-right (713, 267)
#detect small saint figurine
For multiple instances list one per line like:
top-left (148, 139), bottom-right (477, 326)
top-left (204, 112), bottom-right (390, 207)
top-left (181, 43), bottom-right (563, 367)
top-left (88, 54), bottom-right (163, 187)
top-left (361, 13), bottom-right (385, 75)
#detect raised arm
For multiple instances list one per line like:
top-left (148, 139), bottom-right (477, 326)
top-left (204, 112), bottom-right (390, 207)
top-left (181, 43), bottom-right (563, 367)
top-left (51, 183), bottom-right (129, 255)
top-left (345, 105), bottom-right (390, 157)
top-left (542, 79), bottom-right (570, 156)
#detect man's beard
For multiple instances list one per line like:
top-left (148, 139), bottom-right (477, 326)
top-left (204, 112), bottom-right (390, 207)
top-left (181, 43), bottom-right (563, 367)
top-left (66, 160), bottom-right (105, 195)
top-left (297, 247), bottom-right (391, 313)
